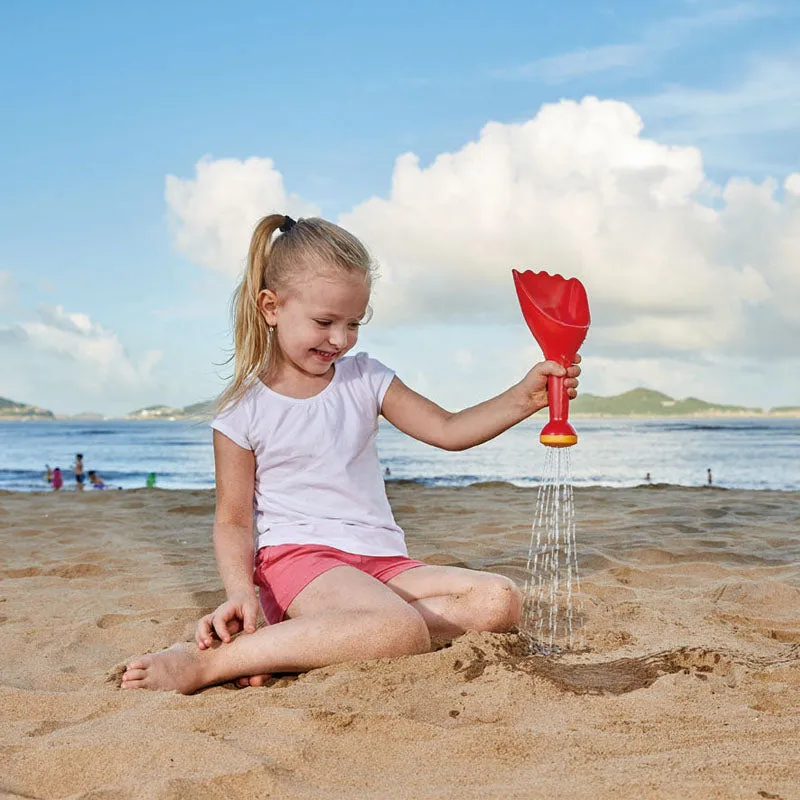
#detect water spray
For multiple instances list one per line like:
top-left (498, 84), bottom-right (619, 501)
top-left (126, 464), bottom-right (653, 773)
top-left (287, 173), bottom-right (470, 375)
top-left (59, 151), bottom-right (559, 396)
top-left (512, 269), bottom-right (591, 652)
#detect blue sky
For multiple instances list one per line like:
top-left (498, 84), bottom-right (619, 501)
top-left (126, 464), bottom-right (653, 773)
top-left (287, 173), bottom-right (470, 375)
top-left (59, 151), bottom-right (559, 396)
top-left (1, 0), bottom-right (799, 415)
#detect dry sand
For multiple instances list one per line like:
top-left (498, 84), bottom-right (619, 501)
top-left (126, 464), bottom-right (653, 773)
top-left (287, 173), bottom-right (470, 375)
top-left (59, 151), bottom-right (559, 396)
top-left (1, 483), bottom-right (798, 799)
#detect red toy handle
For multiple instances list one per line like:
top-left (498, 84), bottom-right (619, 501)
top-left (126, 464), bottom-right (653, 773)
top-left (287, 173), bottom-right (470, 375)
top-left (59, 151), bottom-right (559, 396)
top-left (539, 375), bottom-right (578, 447)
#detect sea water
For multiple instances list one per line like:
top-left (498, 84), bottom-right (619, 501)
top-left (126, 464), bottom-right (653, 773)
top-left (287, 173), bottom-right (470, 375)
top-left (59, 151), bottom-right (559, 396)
top-left (1, 417), bottom-right (799, 492)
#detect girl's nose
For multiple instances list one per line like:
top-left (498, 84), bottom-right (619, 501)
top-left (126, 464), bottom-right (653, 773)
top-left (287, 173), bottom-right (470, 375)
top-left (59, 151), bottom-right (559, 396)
top-left (328, 327), bottom-right (347, 348)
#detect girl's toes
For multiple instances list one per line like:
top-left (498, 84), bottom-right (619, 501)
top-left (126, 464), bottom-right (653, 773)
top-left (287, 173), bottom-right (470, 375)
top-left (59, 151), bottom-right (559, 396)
top-left (249, 674), bottom-right (270, 687)
top-left (123, 668), bottom-right (147, 682)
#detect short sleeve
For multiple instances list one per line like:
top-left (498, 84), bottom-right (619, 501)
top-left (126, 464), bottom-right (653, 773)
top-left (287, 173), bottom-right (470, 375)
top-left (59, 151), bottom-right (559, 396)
top-left (210, 391), bottom-right (254, 450)
top-left (353, 352), bottom-right (396, 412)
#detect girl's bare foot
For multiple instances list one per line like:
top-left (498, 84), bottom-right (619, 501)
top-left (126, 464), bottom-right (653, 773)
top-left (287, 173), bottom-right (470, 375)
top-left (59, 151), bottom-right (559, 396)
top-left (121, 644), bottom-right (207, 694)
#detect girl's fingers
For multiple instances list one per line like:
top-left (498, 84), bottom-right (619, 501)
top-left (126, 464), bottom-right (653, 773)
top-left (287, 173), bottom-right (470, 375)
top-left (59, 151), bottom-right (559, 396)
top-left (243, 606), bottom-right (257, 633)
top-left (195, 616), bottom-right (212, 647)
top-left (212, 616), bottom-right (231, 643)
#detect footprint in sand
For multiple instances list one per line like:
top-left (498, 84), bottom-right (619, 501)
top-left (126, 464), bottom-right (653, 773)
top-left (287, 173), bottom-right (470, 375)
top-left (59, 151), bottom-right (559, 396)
top-left (96, 613), bottom-right (131, 629)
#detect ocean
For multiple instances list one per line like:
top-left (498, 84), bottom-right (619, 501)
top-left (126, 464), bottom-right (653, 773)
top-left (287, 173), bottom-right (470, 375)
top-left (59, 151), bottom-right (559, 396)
top-left (1, 417), bottom-right (798, 492)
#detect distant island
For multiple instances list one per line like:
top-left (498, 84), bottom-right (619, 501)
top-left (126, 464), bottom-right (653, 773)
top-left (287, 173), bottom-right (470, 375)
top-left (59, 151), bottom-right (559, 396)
top-left (569, 388), bottom-right (772, 418)
top-left (0, 397), bottom-right (54, 420)
top-left (1, 389), bottom-right (799, 420)
top-left (0, 397), bottom-right (214, 421)
top-left (125, 401), bottom-right (214, 421)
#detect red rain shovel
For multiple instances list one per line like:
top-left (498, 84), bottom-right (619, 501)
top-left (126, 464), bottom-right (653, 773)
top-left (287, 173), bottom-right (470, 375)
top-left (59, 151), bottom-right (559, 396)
top-left (512, 269), bottom-right (590, 447)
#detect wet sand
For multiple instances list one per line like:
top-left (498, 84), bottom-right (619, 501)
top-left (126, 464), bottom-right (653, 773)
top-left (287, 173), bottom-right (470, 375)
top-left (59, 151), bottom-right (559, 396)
top-left (1, 483), bottom-right (798, 799)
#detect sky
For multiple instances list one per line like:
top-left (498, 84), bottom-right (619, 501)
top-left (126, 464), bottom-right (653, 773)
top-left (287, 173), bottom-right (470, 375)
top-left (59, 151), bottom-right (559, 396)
top-left (1, 0), bottom-right (799, 416)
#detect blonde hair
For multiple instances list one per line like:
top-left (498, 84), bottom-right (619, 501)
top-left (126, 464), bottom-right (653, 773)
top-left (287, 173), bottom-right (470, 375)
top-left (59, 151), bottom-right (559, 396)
top-left (216, 214), bottom-right (376, 413)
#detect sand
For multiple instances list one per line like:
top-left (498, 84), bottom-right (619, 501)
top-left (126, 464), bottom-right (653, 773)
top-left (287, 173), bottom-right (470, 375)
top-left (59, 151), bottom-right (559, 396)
top-left (1, 483), bottom-right (798, 800)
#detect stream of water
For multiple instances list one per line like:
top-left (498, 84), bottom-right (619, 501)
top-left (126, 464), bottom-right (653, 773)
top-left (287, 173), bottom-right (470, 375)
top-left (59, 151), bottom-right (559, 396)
top-left (522, 447), bottom-right (583, 652)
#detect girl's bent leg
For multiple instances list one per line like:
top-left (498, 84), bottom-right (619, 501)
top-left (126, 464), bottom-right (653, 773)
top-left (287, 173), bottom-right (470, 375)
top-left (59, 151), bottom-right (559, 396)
top-left (121, 566), bottom-right (430, 693)
top-left (386, 566), bottom-right (522, 641)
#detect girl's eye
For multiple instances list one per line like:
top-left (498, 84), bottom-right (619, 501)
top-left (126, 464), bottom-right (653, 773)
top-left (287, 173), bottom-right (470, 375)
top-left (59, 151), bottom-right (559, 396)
top-left (349, 322), bottom-right (362, 329)
top-left (314, 320), bottom-right (332, 327)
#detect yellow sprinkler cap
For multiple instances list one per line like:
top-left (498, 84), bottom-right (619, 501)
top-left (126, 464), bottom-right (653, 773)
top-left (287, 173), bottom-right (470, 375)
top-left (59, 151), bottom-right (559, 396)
top-left (540, 433), bottom-right (578, 448)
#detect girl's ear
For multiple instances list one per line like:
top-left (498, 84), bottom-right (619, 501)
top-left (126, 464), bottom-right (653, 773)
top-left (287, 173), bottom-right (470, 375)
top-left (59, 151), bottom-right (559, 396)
top-left (257, 289), bottom-right (279, 326)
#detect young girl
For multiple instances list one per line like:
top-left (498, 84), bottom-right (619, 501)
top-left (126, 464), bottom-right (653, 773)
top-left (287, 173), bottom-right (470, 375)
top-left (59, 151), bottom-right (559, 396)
top-left (122, 214), bottom-right (580, 693)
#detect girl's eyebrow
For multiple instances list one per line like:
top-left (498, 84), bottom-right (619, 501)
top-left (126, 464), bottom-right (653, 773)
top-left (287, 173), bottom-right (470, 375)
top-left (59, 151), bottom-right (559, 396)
top-left (313, 310), bottom-right (367, 320)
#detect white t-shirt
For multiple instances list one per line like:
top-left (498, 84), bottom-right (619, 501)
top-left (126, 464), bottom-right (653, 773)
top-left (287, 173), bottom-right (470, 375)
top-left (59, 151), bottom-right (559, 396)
top-left (210, 352), bottom-right (407, 556)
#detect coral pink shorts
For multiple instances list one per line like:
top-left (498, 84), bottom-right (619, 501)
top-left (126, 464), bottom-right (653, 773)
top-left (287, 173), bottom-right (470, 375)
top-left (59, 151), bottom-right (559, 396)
top-left (253, 544), bottom-right (426, 625)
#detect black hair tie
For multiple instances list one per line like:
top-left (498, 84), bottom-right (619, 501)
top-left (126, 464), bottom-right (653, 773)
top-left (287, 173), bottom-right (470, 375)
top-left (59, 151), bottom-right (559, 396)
top-left (279, 215), bottom-right (296, 233)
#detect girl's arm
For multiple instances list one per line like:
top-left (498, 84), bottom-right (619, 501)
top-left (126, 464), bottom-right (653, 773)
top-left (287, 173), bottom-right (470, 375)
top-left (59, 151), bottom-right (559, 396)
top-left (380, 359), bottom-right (581, 451)
top-left (212, 431), bottom-right (257, 600)
top-left (196, 431), bottom-right (259, 649)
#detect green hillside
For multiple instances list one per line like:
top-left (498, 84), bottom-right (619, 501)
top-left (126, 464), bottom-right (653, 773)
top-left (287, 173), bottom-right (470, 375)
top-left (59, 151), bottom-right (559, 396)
top-left (570, 388), bottom-right (762, 417)
top-left (127, 400), bottom-right (215, 419)
top-left (0, 397), bottom-right (54, 419)
top-left (181, 400), bottom-right (215, 417)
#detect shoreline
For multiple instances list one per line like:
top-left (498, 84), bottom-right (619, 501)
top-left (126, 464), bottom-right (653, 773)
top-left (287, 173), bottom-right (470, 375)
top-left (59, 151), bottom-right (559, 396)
top-left (5, 481), bottom-right (800, 495)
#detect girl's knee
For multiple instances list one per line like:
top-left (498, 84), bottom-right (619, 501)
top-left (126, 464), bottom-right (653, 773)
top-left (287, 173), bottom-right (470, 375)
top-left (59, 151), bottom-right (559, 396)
top-left (473, 575), bottom-right (522, 632)
top-left (373, 607), bottom-right (431, 657)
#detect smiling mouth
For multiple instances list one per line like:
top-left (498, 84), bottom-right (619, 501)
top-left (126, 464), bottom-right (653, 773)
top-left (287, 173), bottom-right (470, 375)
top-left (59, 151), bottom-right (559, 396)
top-left (312, 348), bottom-right (338, 358)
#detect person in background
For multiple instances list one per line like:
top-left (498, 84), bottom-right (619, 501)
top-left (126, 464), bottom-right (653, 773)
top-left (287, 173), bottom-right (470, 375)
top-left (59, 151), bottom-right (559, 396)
top-left (645, 472), bottom-right (651, 484)
top-left (707, 468), bottom-right (713, 486)
top-left (384, 466), bottom-right (391, 477)
top-left (45, 464), bottom-right (53, 485)
top-left (74, 453), bottom-right (85, 491)
top-left (88, 471), bottom-right (106, 489)
top-left (146, 472), bottom-right (157, 488)
top-left (52, 467), bottom-right (63, 491)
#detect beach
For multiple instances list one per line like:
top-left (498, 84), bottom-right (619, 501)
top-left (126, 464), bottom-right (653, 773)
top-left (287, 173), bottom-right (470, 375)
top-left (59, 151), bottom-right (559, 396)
top-left (1, 483), bottom-right (798, 800)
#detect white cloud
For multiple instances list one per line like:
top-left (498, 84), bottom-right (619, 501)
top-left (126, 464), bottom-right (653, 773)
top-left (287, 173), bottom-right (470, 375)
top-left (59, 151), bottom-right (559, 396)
top-left (494, 2), bottom-right (771, 83)
top-left (339, 97), bottom-right (799, 359)
top-left (505, 44), bottom-right (645, 84)
top-left (166, 156), bottom-right (320, 276)
top-left (634, 54), bottom-right (800, 142)
top-left (1, 305), bottom-right (162, 391)
top-left (165, 97), bottom-right (800, 407)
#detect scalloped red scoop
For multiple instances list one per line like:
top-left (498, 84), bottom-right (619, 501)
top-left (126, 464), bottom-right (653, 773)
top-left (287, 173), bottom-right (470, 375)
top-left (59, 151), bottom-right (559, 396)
top-left (512, 269), bottom-right (590, 447)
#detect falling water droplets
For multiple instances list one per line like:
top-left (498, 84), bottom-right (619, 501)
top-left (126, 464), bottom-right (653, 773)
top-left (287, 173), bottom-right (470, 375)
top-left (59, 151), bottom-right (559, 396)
top-left (521, 447), bottom-right (584, 653)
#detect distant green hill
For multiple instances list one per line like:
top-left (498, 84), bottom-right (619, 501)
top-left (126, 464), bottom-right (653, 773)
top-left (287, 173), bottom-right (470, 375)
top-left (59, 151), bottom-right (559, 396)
top-left (181, 400), bottom-right (215, 417)
top-left (0, 397), bottom-right (54, 419)
top-left (127, 400), bottom-right (215, 420)
top-left (769, 405), bottom-right (800, 415)
top-left (570, 388), bottom-right (762, 417)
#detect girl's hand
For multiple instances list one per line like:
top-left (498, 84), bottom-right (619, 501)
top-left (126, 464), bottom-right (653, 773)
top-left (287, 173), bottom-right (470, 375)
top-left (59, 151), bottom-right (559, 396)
top-left (195, 592), bottom-right (259, 650)
top-left (196, 592), bottom-right (271, 688)
top-left (516, 355), bottom-right (581, 414)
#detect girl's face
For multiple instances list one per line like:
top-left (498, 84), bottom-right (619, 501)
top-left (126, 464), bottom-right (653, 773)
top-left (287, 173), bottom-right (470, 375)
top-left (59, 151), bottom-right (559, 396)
top-left (260, 270), bottom-right (370, 378)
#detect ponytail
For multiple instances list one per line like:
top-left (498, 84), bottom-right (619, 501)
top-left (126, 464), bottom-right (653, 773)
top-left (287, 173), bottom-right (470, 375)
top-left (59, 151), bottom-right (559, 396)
top-left (215, 214), bottom-right (284, 413)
